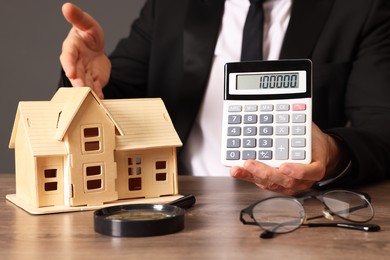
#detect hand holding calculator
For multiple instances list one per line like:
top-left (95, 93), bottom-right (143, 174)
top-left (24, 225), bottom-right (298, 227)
top-left (221, 60), bottom-right (312, 168)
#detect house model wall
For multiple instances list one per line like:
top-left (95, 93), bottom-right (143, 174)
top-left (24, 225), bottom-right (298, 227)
top-left (8, 87), bottom-right (182, 214)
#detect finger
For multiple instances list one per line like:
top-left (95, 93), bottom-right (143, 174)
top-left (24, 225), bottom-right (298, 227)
top-left (60, 30), bottom-right (80, 79)
top-left (62, 3), bottom-right (104, 51)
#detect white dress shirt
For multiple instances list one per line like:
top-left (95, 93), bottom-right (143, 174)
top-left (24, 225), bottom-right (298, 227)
top-left (182, 0), bottom-right (292, 176)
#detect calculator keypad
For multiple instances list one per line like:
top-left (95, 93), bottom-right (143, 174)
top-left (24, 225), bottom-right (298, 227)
top-left (223, 100), bottom-right (311, 167)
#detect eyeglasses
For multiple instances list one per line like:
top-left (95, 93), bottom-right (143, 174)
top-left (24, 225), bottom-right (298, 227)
top-left (240, 189), bottom-right (381, 239)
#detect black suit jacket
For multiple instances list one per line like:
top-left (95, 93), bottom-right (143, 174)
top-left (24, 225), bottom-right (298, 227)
top-left (80, 0), bottom-right (390, 186)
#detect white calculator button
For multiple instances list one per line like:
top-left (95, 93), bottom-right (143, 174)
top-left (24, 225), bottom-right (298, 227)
top-left (292, 113), bottom-right (306, 123)
top-left (275, 138), bottom-right (289, 160)
top-left (242, 151), bottom-right (256, 160)
top-left (260, 104), bottom-right (274, 111)
top-left (291, 150), bottom-right (306, 160)
top-left (292, 125), bottom-right (306, 135)
top-left (275, 114), bottom-right (289, 123)
top-left (291, 138), bottom-right (306, 147)
top-left (244, 105), bottom-right (258, 112)
top-left (275, 126), bottom-right (289, 135)
top-left (228, 105), bottom-right (242, 112)
top-left (276, 104), bottom-right (290, 111)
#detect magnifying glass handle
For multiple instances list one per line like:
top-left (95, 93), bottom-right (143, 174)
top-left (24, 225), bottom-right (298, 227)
top-left (167, 194), bottom-right (196, 209)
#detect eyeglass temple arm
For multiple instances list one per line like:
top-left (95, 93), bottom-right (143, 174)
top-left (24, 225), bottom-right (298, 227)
top-left (305, 222), bottom-right (380, 232)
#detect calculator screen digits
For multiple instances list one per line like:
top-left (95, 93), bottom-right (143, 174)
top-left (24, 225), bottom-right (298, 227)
top-left (237, 73), bottom-right (299, 90)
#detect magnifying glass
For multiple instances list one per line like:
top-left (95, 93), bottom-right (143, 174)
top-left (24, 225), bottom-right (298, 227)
top-left (94, 194), bottom-right (196, 237)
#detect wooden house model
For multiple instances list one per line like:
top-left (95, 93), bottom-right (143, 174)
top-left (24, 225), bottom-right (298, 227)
top-left (7, 87), bottom-right (182, 214)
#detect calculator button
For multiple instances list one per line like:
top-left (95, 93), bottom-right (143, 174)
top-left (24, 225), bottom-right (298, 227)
top-left (275, 114), bottom-right (289, 123)
top-left (227, 138), bottom-right (241, 148)
top-left (292, 103), bottom-right (306, 111)
top-left (228, 115), bottom-right (242, 124)
top-left (259, 126), bottom-right (273, 135)
top-left (260, 104), bottom-right (274, 111)
top-left (244, 105), bottom-right (258, 112)
top-left (259, 114), bottom-right (273, 123)
top-left (292, 125), bottom-right (306, 135)
top-left (292, 113), bottom-right (306, 123)
top-left (276, 104), bottom-right (290, 111)
top-left (228, 105), bottom-right (242, 112)
top-left (243, 126), bottom-right (257, 136)
top-left (259, 138), bottom-right (273, 147)
top-left (291, 138), bottom-right (306, 147)
top-left (275, 138), bottom-right (289, 160)
top-left (291, 150), bottom-right (306, 160)
top-left (275, 126), bottom-right (289, 135)
top-left (244, 114), bottom-right (258, 124)
top-left (258, 150), bottom-right (272, 160)
top-left (226, 151), bottom-right (240, 160)
top-left (243, 138), bottom-right (257, 148)
top-left (227, 127), bottom-right (241, 136)
top-left (242, 151), bottom-right (257, 160)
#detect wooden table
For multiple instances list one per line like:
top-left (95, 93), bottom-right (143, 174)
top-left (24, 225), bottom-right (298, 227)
top-left (1, 173), bottom-right (389, 259)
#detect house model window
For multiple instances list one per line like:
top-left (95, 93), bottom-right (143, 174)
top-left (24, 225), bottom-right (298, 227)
top-left (44, 169), bottom-right (59, 192)
top-left (82, 125), bottom-right (102, 153)
top-left (128, 157), bottom-right (143, 191)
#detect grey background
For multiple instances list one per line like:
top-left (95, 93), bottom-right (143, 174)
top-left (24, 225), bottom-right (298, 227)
top-left (0, 0), bottom-right (146, 173)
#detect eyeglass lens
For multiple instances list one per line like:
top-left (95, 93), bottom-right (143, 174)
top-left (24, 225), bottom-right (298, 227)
top-left (252, 197), bottom-right (304, 233)
top-left (322, 190), bottom-right (374, 222)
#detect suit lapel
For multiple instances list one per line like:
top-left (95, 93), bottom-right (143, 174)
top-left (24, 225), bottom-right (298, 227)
top-left (280, 0), bottom-right (335, 59)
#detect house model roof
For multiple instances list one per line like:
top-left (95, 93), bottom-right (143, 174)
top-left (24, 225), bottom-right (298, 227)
top-left (9, 87), bottom-right (182, 155)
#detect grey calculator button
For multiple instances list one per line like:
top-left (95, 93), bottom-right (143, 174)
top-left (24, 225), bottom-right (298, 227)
top-left (275, 138), bottom-right (289, 160)
top-left (292, 113), bottom-right (306, 123)
top-left (259, 126), bottom-right (273, 135)
top-left (291, 150), bottom-right (306, 160)
top-left (227, 127), bottom-right (241, 136)
top-left (244, 105), bottom-right (258, 112)
top-left (244, 114), bottom-right (258, 124)
top-left (292, 125), bottom-right (306, 135)
top-left (228, 105), bottom-right (242, 112)
top-left (226, 150), bottom-right (240, 160)
top-left (259, 114), bottom-right (273, 123)
top-left (276, 104), bottom-right (290, 111)
top-left (258, 150), bottom-right (272, 160)
top-left (260, 104), bottom-right (274, 111)
top-left (291, 138), bottom-right (306, 147)
top-left (276, 114), bottom-right (289, 123)
top-left (242, 150), bottom-right (257, 160)
top-left (227, 138), bottom-right (241, 148)
top-left (228, 114), bottom-right (241, 124)
top-left (243, 138), bottom-right (256, 148)
top-left (243, 126), bottom-right (257, 136)
top-left (259, 138), bottom-right (273, 147)
top-left (275, 126), bottom-right (289, 135)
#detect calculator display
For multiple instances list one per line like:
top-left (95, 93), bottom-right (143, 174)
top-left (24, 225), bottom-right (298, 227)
top-left (237, 73), bottom-right (299, 90)
top-left (229, 70), bottom-right (306, 96)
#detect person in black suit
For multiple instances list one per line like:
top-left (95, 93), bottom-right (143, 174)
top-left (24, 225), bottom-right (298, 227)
top-left (60, 0), bottom-right (390, 195)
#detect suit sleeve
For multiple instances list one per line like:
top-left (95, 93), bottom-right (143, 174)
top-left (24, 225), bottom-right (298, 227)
top-left (325, 0), bottom-right (390, 187)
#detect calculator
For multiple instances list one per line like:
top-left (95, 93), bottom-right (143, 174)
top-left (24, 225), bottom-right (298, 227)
top-left (221, 59), bottom-right (312, 167)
